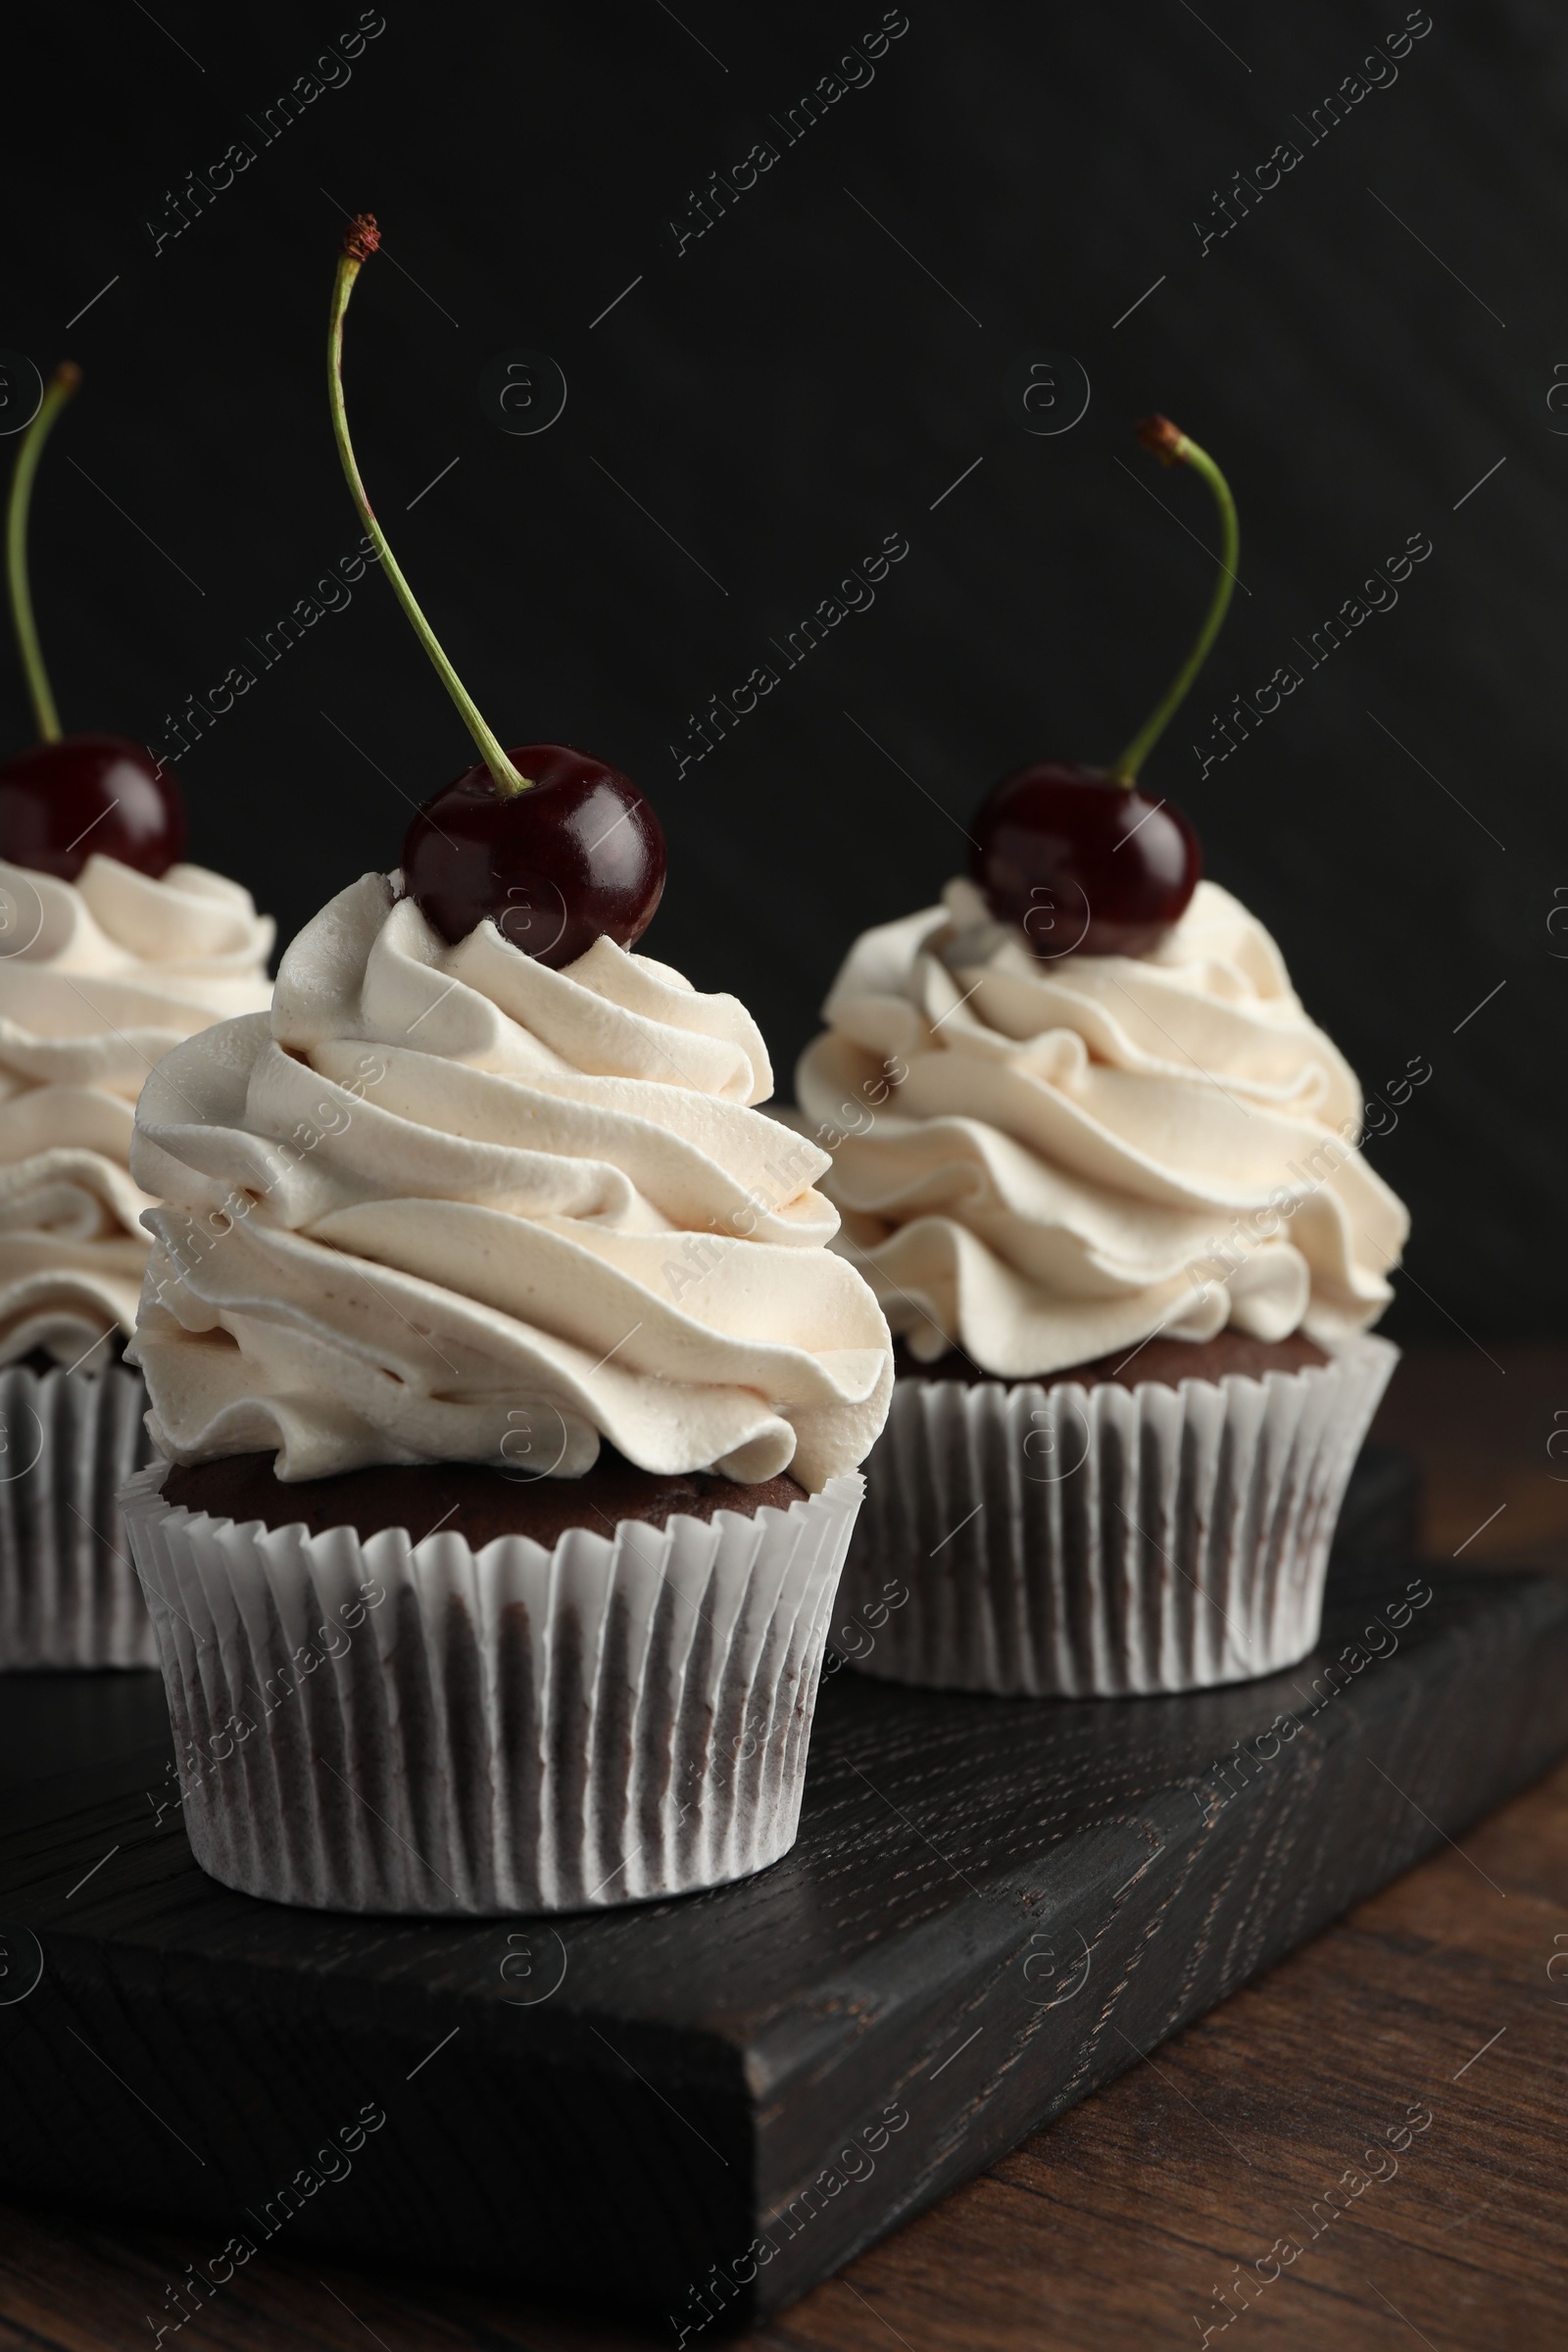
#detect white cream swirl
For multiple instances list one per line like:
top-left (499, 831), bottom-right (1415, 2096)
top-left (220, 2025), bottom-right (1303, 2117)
top-left (795, 877), bottom-right (1409, 1377)
top-left (0, 854), bottom-right (274, 1364)
top-left (129, 873), bottom-right (892, 1489)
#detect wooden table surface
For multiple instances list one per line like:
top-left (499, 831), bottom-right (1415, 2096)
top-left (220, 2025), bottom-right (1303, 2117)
top-left (3, 1340), bottom-right (1565, 2352)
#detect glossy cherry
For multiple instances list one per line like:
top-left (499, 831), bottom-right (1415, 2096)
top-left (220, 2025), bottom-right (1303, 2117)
top-left (974, 415), bottom-right (1236, 962)
top-left (328, 218), bottom-right (664, 962)
top-left (402, 744), bottom-right (664, 961)
top-left (970, 761), bottom-right (1200, 959)
top-left (0, 735), bottom-right (185, 880)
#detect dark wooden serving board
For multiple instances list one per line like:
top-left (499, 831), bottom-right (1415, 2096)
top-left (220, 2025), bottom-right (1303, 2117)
top-left (4, 1448), bottom-right (1566, 2338)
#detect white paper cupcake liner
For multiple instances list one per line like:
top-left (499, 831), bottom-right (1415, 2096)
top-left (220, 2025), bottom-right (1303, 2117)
top-left (836, 1336), bottom-right (1397, 1696)
top-left (120, 1465), bottom-right (863, 1915)
top-left (0, 1359), bottom-right (157, 1669)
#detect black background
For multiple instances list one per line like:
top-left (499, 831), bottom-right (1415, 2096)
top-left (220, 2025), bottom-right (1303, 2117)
top-left (3, 0), bottom-right (1562, 1340)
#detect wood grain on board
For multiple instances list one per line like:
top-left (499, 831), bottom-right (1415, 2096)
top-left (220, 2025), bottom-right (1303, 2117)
top-left (1, 1341), bottom-right (1565, 2352)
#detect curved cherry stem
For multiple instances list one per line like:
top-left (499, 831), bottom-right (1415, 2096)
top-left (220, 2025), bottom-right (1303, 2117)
top-left (6, 362), bottom-right (80, 743)
top-left (326, 217), bottom-right (530, 797)
top-left (1110, 415), bottom-right (1239, 786)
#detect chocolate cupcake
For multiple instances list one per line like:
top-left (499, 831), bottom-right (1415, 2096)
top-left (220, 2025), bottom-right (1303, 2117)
top-left (120, 204), bottom-right (887, 1918)
top-left (797, 879), bottom-right (1401, 1696)
top-left (0, 373), bottom-right (273, 1667)
top-left (122, 867), bottom-right (888, 1911)
top-left (796, 417), bottom-right (1403, 1696)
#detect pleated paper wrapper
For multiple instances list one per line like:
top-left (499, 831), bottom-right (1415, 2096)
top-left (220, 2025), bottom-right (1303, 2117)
top-left (0, 1360), bottom-right (157, 1668)
top-left (835, 1336), bottom-right (1397, 1697)
top-left (120, 1465), bottom-right (863, 1915)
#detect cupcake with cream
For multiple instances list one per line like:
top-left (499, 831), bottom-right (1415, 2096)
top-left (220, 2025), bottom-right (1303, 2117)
top-left (119, 216), bottom-right (890, 1914)
top-left (123, 871), bottom-right (888, 1911)
top-left (0, 363), bottom-right (273, 1665)
top-left (796, 414), bottom-right (1403, 1695)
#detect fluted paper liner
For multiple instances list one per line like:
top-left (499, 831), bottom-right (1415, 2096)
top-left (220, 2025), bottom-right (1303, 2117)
top-left (837, 1337), bottom-right (1397, 1696)
top-left (0, 1361), bottom-right (157, 1668)
top-left (120, 1466), bottom-right (863, 1914)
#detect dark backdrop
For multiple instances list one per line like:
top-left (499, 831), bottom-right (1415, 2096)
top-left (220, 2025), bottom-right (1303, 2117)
top-left (4, 0), bottom-right (1564, 1341)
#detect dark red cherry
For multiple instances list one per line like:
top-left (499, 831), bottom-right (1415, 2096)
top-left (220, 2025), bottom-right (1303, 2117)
top-left (970, 760), bottom-right (1200, 960)
top-left (401, 743), bottom-right (665, 963)
top-left (0, 733), bottom-right (186, 881)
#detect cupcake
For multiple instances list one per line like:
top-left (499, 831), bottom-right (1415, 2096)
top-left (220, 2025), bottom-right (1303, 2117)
top-left (119, 216), bottom-right (891, 1914)
top-left (0, 364), bottom-right (273, 1668)
top-left (795, 415), bottom-right (1405, 1696)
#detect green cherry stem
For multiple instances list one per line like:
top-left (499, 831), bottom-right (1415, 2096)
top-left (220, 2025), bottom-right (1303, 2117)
top-left (6, 361), bottom-right (79, 744)
top-left (327, 216), bottom-right (531, 797)
top-left (1109, 414), bottom-right (1239, 786)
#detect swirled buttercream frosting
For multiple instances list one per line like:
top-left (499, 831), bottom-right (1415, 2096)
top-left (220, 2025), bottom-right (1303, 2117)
top-left (129, 873), bottom-right (892, 1488)
top-left (0, 854), bottom-right (274, 1364)
top-left (795, 877), bottom-right (1409, 1377)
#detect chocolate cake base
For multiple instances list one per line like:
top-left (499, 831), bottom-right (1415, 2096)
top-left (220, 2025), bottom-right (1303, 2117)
top-left (124, 1450), bottom-right (858, 1914)
top-left (892, 1328), bottom-right (1330, 1391)
top-left (160, 1446), bottom-right (809, 1547)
